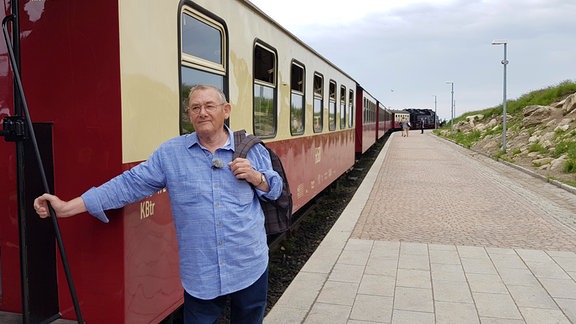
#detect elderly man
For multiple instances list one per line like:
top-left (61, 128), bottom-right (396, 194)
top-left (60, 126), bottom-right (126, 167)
top-left (34, 84), bottom-right (282, 323)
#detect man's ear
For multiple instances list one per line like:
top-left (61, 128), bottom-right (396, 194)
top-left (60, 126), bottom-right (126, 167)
top-left (224, 103), bottom-right (232, 118)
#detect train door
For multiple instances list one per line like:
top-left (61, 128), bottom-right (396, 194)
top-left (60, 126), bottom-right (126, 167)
top-left (19, 125), bottom-right (60, 323)
top-left (1, 8), bottom-right (60, 323)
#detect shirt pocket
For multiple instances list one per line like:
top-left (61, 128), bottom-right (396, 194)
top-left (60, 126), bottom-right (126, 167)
top-left (168, 172), bottom-right (206, 204)
top-left (223, 179), bottom-right (255, 207)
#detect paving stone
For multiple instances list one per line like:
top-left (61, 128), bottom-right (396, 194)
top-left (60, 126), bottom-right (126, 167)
top-left (519, 307), bottom-right (571, 324)
top-left (304, 303), bottom-right (351, 324)
top-left (435, 301), bottom-right (479, 323)
top-left (396, 269), bottom-right (431, 289)
top-left (472, 292), bottom-right (522, 320)
top-left (391, 309), bottom-right (434, 324)
top-left (394, 287), bottom-right (433, 312)
top-left (432, 280), bottom-right (474, 303)
top-left (350, 294), bottom-right (393, 322)
top-left (358, 274), bottom-right (395, 296)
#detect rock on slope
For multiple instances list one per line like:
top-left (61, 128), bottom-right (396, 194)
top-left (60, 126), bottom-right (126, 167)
top-left (439, 92), bottom-right (576, 185)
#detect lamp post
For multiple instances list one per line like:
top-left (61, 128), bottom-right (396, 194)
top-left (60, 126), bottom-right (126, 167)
top-left (492, 40), bottom-right (508, 152)
top-left (433, 95), bottom-right (437, 129)
top-left (445, 81), bottom-right (454, 132)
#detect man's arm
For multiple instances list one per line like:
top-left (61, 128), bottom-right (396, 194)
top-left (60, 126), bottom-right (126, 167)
top-left (34, 194), bottom-right (87, 218)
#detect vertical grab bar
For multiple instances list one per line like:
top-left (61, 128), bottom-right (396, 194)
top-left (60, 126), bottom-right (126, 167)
top-left (2, 14), bottom-right (84, 324)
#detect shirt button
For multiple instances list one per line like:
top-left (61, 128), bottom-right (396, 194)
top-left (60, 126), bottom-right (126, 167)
top-left (215, 202), bottom-right (220, 207)
top-left (218, 241), bottom-right (222, 245)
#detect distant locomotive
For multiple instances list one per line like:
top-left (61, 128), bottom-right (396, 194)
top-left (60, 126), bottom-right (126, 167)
top-left (405, 108), bottom-right (438, 129)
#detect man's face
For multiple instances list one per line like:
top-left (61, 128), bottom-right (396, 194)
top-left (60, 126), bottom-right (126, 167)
top-left (188, 88), bottom-right (231, 136)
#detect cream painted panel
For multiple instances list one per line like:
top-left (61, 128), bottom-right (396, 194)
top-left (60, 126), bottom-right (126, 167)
top-left (120, 0), bottom-right (180, 163)
top-left (119, 0), bottom-right (358, 162)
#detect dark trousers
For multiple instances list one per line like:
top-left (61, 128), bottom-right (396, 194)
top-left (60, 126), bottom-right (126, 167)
top-left (183, 268), bottom-right (268, 324)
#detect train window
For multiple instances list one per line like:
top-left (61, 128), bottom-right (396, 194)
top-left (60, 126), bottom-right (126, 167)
top-left (362, 98), bottom-right (366, 124)
top-left (328, 80), bottom-right (336, 131)
top-left (179, 8), bottom-right (226, 135)
top-left (253, 44), bottom-right (277, 137)
top-left (290, 62), bottom-right (305, 135)
top-left (340, 85), bottom-right (346, 129)
top-left (364, 99), bottom-right (372, 124)
top-left (363, 97), bottom-right (376, 125)
top-left (348, 89), bottom-right (354, 128)
top-left (367, 100), bottom-right (371, 124)
top-left (313, 73), bottom-right (323, 133)
top-left (181, 12), bottom-right (222, 64)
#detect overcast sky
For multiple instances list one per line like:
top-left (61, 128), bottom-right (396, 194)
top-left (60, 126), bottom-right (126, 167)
top-left (249, 0), bottom-right (575, 120)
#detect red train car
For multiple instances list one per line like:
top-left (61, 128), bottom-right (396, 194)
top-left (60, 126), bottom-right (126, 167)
top-left (377, 103), bottom-right (393, 140)
top-left (355, 85), bottom-right (378, 154)
top-left (1, 0), bottom-right (360, 322)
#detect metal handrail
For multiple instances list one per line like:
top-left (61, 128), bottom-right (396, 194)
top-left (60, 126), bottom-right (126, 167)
top-left (2, 14), bottom-right (84, 324)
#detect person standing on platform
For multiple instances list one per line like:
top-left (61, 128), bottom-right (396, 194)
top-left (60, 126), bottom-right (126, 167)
top-left (33, 84), bottom-right (283, 324)
top-left (401, 117), bottom-right (410, 137)
top-left (421, 120), bottom-right (425, 134)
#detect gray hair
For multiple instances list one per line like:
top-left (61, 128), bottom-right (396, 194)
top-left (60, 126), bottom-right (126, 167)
top-left (188, 84), bottom-right (228, 104)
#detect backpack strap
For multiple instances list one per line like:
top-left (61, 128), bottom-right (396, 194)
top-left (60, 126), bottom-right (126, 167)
top-left (233, 129), bottom-right (263, 159)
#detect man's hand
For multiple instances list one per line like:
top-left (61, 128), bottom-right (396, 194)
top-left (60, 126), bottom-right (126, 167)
top-left (228, 158), bottom-right (269, 191)
top-left (33, 194), bottom-right (87, 218)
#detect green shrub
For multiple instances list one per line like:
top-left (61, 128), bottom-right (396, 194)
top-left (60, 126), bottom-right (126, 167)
top-left (451, 130), bottom-right (482, 148)
top-left (554, 141), bottom-right (576, 159)
top-left (484, 125), bottom-right (502, 137)
top-left (485, 80), bottom-right (576, 117)
top-left (528, 143), bottom-right (547, 154)
top-left (494, 150), bottom-right (506, 160)
top-left (564, 159), bottom-right (576, 173)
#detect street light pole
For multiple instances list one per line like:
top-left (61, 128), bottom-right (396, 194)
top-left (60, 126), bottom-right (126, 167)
top-left (492, 40), bottom-right (508, 151)
top-left (445, 81), bottom-right (454, 132)
top-left (433, 95), bottom-right (437, 129)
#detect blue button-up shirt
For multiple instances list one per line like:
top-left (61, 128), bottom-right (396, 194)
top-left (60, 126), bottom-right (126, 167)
top-left (81, 127), bottom-right (282, 299)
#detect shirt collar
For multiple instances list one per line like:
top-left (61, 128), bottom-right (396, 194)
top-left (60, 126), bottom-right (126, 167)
top-left (186, 125), bottom-right (234, 151)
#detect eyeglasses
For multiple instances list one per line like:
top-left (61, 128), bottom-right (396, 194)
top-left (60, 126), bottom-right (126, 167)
top-left (189, 103), bottom-right (225, 115)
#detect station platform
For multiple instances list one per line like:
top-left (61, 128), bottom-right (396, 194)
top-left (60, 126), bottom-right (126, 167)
top-left (265, 130), bottom-right (576, 324)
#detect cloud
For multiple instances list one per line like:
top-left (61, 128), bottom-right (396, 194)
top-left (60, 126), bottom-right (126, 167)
top-left (250, 0), bottom-right (576, 120)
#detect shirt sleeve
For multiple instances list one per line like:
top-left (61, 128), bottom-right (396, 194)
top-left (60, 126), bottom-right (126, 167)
top-left (81, 150), bottom-right (168, 223)
top-left (247, 144), bottom-right (282, 201)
